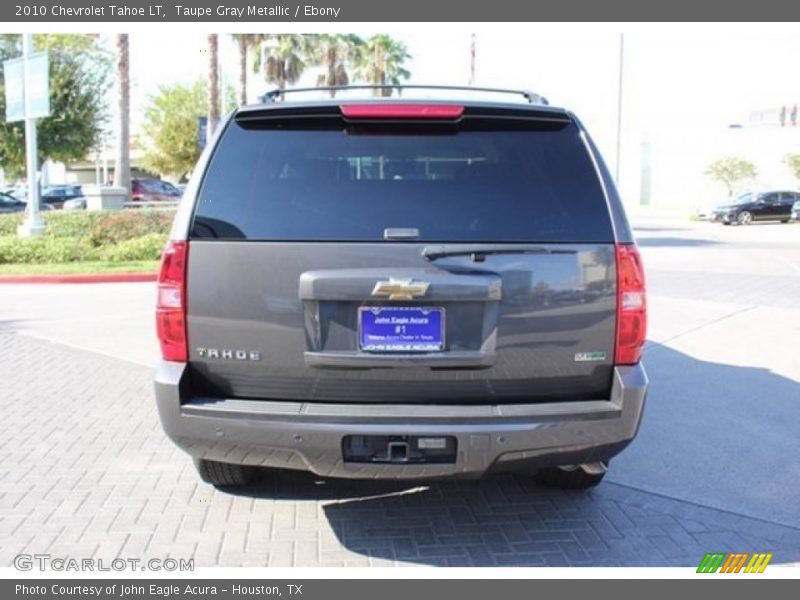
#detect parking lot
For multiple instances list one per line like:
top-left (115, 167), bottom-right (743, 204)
top-left (1, 217), bottom-right (799, 567)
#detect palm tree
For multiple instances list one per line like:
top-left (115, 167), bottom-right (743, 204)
top-left (232, 34), bottom-right (262, 105)
top-left (353, 35), bottom-right (411, 96)
top-left (255, 34), bottom-right (308, 95)
top-left (207, 34), bottom-right (220, 137)
top-left (113, 34), bottom-right (130, 198)
top-left (309, 34), bottom-right (363, 97)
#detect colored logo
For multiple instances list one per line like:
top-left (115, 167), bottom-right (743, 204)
top-left (697, 552), bottom-right (772, 573)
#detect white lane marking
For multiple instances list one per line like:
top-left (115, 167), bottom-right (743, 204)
top-left (644, 304), bottom-right (757, 354)
top-left (2, 312), bottom-right (152, 324)
top-left (762, 251), bottom-right (800, 275)
top-left (20, 331), bottom-right (156, 369)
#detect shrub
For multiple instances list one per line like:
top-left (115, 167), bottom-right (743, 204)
top-left (89, 210), bottom-right (174, 247)
top-left (0, 209), bottom-right (174, 265)
top-left (0, 209), bottom-right (175, 244)
top-left (44, 211), bottom-right (107, 238)
top-left (0, 235), bottom-right (99, 264)
top-left (0, 213), bottom-right (23, 236)
top-left (99, 233), bottom-right (169, 262)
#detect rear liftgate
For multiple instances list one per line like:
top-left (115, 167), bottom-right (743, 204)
top-left (186, 100), bottom-right (621, 471)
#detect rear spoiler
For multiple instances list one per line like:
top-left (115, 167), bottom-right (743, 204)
top-left (234, 103), bottom-right (572, 125)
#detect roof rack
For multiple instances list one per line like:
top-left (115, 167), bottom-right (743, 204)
top-left (260, 84), bottom-right (549, 105)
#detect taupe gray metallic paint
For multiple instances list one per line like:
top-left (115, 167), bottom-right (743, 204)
top-left (154, 100), bottom-right (648, 478)
top-left (155, 361), bottom-right (647, 479)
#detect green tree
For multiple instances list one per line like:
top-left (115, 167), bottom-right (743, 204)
top-left (232, 34), bottom-right (263, 105)
top-left (704, 156), bottom-right (757, 196)
top-left (141, 82), bottom-right (205, 181)
top-left (784, 154), bottom-right (800, 182)
top-left (207, 34), bottom-right (220, 137)
top-left (114, 33), bottom-right (130, 196)
top-left (353, 35), bottom-right (411, 96)
top-left (309, 34), bottom-right (364, 97)
top-left (221, 83), bottom-right (236, 114)
top-left (0, 34), bottom-right (111, 179)
top-left (255, 34), bottom-right (308, 93)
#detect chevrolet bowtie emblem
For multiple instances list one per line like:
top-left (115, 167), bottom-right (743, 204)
top-left (371, 278), bottom-right (430, 300)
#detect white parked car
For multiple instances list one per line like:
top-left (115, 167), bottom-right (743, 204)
top-left (62, 197), bottom-right (87, 210)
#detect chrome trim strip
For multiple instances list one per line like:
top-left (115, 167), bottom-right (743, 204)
top-left (181, 396), bottom-right (620, 423)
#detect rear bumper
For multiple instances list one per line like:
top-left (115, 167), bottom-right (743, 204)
top-left (154, 363), bottom-right (648, 479)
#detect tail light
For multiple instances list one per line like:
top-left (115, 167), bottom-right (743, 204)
top-left (156, 240), bottom-right (188, 361)
top-left (341, 104), bottom-right (464, 119)
top-left (614, 243), bottom-right (647, 365)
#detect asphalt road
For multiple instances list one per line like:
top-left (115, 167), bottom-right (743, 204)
top-left (1, 217), bottom-right (798, 565)
top-left (615, 218), bottom-right (800, 528)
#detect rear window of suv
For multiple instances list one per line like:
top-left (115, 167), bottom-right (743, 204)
top-left (191, 113), bottom-right (614, 243)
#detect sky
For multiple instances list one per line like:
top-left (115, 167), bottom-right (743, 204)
top-left (68, 24), bottom-right (800, 206)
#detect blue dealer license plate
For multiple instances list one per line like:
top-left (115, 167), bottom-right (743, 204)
top-left (359, 306), bottom-right (444, 352)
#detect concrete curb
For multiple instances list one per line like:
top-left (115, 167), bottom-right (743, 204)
top-left (0, 272), bottom-right (158, 284)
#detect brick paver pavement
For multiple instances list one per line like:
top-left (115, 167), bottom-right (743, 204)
top-left (1, 331), bottom-right (799, 568)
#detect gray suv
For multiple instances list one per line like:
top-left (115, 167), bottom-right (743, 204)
top-left (154, 85), bottom-right (648, 490)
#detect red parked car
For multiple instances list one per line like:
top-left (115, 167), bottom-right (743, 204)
top-left (131, 178), bottom-right (182, 203)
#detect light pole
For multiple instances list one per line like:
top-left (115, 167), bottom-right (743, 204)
top-left (218, 37), bottom-right (227, 113)
top-left (102, 130), bottom-right (109, 184)
top-left (469, 33), bottom-right (476, 86)
top-left (18, 33), bottom-right (45, 238)
top-left (614, 33), bottom-right (624, 185)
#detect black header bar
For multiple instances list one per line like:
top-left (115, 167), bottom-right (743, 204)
top-left (3, 0), bottom-right (800, 22)
top-left (2, 578), bottom-right (793, 600)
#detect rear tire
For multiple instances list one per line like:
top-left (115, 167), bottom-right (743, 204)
top-left (536, 462), bottom-right (607, 490)
top-left (194, 459), bottom-right (260, 487)
top-left (781, 219), bottom-right (790, 223)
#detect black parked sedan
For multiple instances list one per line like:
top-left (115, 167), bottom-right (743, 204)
top-left (0, 192), bottom-right (55, 214)
top-left (41, 185), bottom-right (84, 209)
top-left (0, 191), bottom-right (27, 213)
top-left (710, 191), bottom-right (798, 225)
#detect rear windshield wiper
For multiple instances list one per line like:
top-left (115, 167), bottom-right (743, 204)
top-left (422, 244), bottom-right (572, 262)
